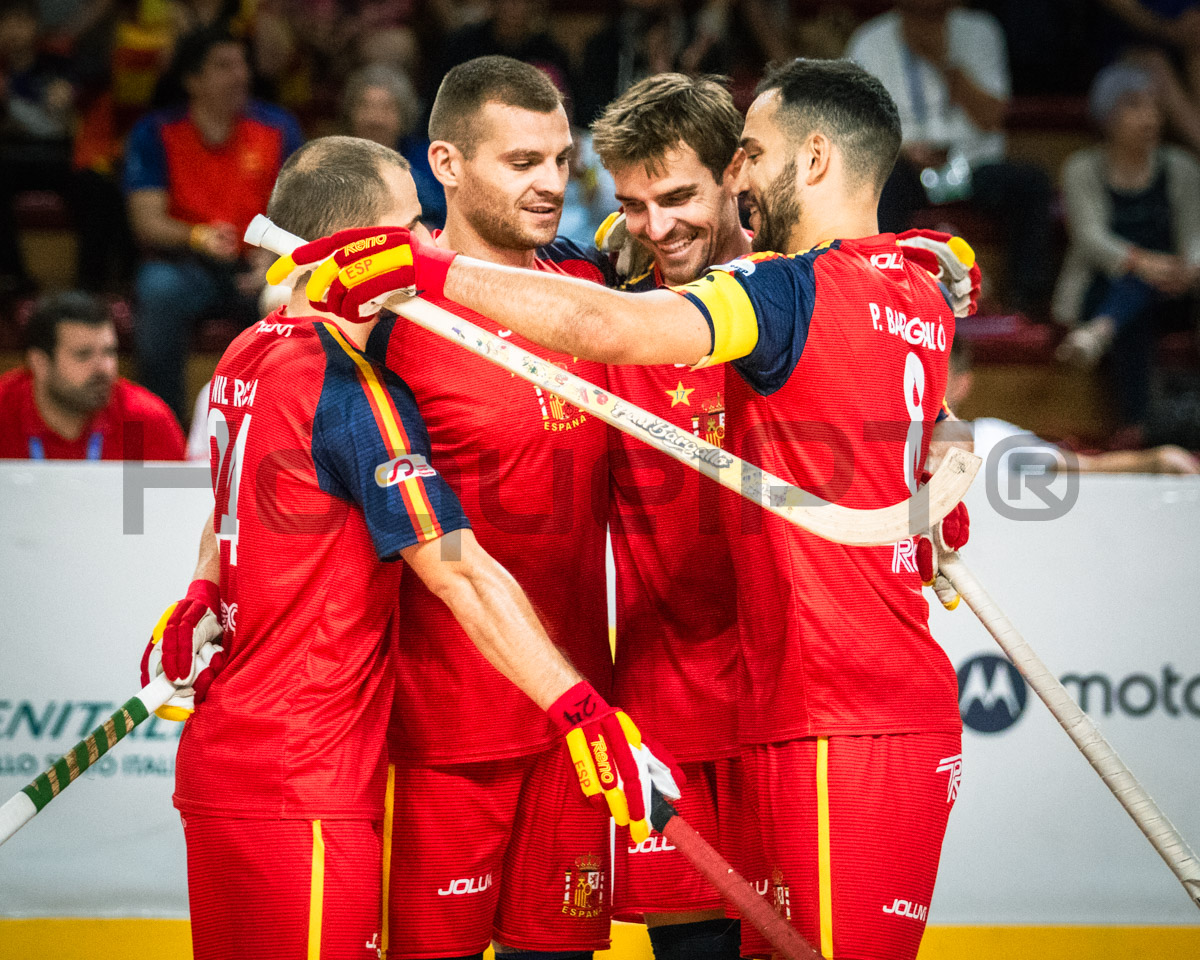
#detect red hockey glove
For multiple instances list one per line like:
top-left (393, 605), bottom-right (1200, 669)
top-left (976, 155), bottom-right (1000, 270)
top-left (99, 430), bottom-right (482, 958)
top-left (549, 681), bottom-right (683, 843)
top-left (896, 229), bottom-right (981, 317)
top-left (267, 226), bottom-right (457, 319)
top-left (139, 579), bottom-right (226, 720)
top-left (915, 470), bottom-right (970, 610)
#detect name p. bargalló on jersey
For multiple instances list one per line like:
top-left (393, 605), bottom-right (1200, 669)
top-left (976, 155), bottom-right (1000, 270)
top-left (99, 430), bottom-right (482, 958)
top-left (869, 301), bottom-right (948, 352)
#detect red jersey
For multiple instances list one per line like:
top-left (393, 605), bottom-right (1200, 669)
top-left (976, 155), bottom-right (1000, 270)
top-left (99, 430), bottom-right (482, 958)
top-left (676, 236), bottom-right (961, 743)
top-left (174, 309), bottom-right (470, 818)
top-left (0, 368), bottom-right (185, 460)
top-left (123, 102), bottom-right (304, 244)
top-left (607, 268), bottom-right (740, 761)
top-left (370, 239), bottom-right (614, 764)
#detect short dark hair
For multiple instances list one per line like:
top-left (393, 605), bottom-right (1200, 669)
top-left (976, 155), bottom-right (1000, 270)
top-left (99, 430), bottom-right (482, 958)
top-left (24, 291), bottom-right (111, 355)
top-left (592, 73), bottom-right (743, 182)
top-left (755, 58), bottom-right (902, 193)
top-left (266, 136), bottom-right (412, 241)
top-left (174, 25), bottom-right (245, 81)
top-left (428, 55), bottom-right (563, 157)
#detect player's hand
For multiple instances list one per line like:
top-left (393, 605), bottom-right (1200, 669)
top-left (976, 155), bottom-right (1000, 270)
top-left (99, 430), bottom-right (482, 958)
top-left (139, 579), bottom-right (226, 721)
top-left (595, 211), bottom-right (654, 281)
top-left (266, 226), bottom-right (458, 319)
top-left (896, 228), bottom-right (981, 317)
top-left (190, 221), bottom-right (240, 262)
top-left (549, 680), bottom-right (683, 843)
top-left (915, 476), bottom-right (970, 610)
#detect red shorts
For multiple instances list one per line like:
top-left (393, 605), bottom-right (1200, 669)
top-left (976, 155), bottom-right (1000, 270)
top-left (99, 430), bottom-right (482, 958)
top-left (612, 756), bottom-right (741, 921)
top-left (183, 815), bottom-right (382, 960)
top-left (383, 745), bottom-right (611, 957)
top-left (737, 733), bottom-right (961, 960)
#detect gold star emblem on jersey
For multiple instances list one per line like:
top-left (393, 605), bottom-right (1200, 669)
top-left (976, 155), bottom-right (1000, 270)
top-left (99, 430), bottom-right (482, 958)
top-left (666, 381), bottom-right (695, 407)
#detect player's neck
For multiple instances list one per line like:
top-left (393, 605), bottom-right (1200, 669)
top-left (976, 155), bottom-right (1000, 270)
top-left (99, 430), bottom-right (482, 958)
top-left (32, 379), bottom-right (88, 441)
top-left (789, 201), bottom-right (880, 252)
top-left (715, 214), bottom-right (753, 265)
top-left (189, 100), bottom-right (236, 145)
top-left (285, 294), bottom-right (378, 351)
top-left (438, 211), bottom-right (538, 269)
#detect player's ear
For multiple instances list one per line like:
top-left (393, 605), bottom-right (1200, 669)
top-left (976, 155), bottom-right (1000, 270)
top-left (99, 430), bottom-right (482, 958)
top-left (26, 347), bottom-right (51, 381)
top-left (428, 140), bottom-right (462, 190)
top-left (803, 132), bottom-right (832, 185)
top-left (721, 148), bottom-right (745, 190)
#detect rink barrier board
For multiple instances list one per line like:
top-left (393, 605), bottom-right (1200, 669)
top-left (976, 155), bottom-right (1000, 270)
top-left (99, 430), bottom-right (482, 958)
top-left (0, 920), bottom-right (1199, 959)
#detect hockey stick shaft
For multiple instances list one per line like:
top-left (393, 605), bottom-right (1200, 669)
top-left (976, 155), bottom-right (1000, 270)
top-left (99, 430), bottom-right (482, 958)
top-left (0, 644), bottom-right (217, 848)
top-left (650, 790), bottom-right (821, 960)
top-left (246, 216), bottom-right (980, 547)
top-left (939, 553), bottom-right (1200, 910)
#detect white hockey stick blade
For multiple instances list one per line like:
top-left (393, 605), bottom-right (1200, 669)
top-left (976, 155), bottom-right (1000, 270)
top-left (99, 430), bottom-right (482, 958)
top-left (939, 553), bottom-right (1200, 910)
top-left (246, 216), bottom-right (981, 546)
top-left (0, 644), bottom-right (217, 848)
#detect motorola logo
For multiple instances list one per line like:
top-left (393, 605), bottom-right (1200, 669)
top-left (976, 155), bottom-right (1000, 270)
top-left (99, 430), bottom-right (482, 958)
top-left (957, 654), bottom-right (1028, 733)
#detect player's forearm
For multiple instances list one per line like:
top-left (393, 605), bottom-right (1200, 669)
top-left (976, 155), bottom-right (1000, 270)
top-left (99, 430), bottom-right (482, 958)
top-left (192, 511), bottom-right (220, 584)
top-left (926, 410), bottom-right (973, 472)
top-left (128, 199), bottom-right (193, 251)
top-left (442, 255), bottom-right (711, 366)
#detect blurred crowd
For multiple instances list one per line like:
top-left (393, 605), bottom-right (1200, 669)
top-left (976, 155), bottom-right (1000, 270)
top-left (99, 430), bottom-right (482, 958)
top-left (1, 0), bottom-right (1199, 453)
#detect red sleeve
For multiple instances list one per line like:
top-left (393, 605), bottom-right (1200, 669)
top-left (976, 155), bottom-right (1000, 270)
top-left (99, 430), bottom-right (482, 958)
top-left (118, 380), bottom-right (187, 460)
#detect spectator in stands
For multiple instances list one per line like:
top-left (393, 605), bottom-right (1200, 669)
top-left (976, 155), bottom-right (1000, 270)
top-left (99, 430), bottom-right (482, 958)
top-left (342, 63), bottom-right (445, 229)
top-left (845, 0), bottom-right (1055, 314)
top-left (574, 0), bottom-right (729, 127)
top-left (1098, 0), bottom-right (1200, 157)
top-left (1052, 63), bottom-right (1200, 441)
top-left (949, 339), bottom-right (1198, 473)
top-left (0, 0), bottom-right (74, 299)
top-left (433, 0), bottom-right (572, 99)
top-left (0, 290), bottom-right (185, 460)
top-left (123, 24), bottom-right (302, 422)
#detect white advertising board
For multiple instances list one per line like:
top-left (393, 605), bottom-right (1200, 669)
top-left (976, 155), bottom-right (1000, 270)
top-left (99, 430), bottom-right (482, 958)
top-left (0, 462), bottom-right (1197, 923)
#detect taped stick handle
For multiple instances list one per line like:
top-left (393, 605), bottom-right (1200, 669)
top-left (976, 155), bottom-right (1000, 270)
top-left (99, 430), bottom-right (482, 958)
top-left (650, 788), bottom-right (822, 960)
top-left (243, 216), bottom-right (981, 547)
top-left (0, 643), bottom-right (218, 849)
top-left (940, 553), bottom-right (1200, 910)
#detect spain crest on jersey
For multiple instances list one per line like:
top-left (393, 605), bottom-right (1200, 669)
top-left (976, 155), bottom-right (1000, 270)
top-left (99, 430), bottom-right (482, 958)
top-left (561, 853), bottom-right (604, 918)
top-left (692, 392), bottom-right (726, 448)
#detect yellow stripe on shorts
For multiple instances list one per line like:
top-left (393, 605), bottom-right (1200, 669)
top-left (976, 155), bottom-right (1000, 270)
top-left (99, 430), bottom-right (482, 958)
top-left (309, 820), bottom-right (325, 960)
top-left (381, 765), bottom-right (395, 960)
top-left (817, 737), bottom-right (833, 958)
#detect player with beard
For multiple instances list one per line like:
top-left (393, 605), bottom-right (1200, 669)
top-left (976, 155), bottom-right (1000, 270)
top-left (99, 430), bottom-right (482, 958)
top-left (589, 74), bottom-right (749, 960)
top-left (0, 291), bottom-right (185, 460)
top-left (301, 57), bottom-right (977, 960)
top-left (369, 56), bottom-right (621, 960)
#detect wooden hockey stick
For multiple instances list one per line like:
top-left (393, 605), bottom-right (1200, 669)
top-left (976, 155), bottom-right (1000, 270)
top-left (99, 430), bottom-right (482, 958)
top-left (939, 552), bottom-right (1200, 910)
top-left (0, 645), bottom-right (218, 848)
top-left (649, 788), bottom-right (821, 960)
top-left (246, 215), bottom-right (981, 547)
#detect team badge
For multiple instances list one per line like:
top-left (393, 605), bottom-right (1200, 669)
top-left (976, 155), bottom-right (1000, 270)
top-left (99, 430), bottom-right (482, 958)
top-left (771, 867), bottom-right (793, 919)
top-left (562, 853), bottom-right (605, 918)
top-left (692, 392), bottom-right (726, 448)
top-left (534, 360), bottom-right (590, 433)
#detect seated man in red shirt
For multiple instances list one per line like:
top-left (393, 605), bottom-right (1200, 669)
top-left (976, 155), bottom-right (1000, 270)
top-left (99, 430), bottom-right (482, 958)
top-left (123, 25), bottom-right (304, 422)
top-left (0, 291), bottom-right (185, 460)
